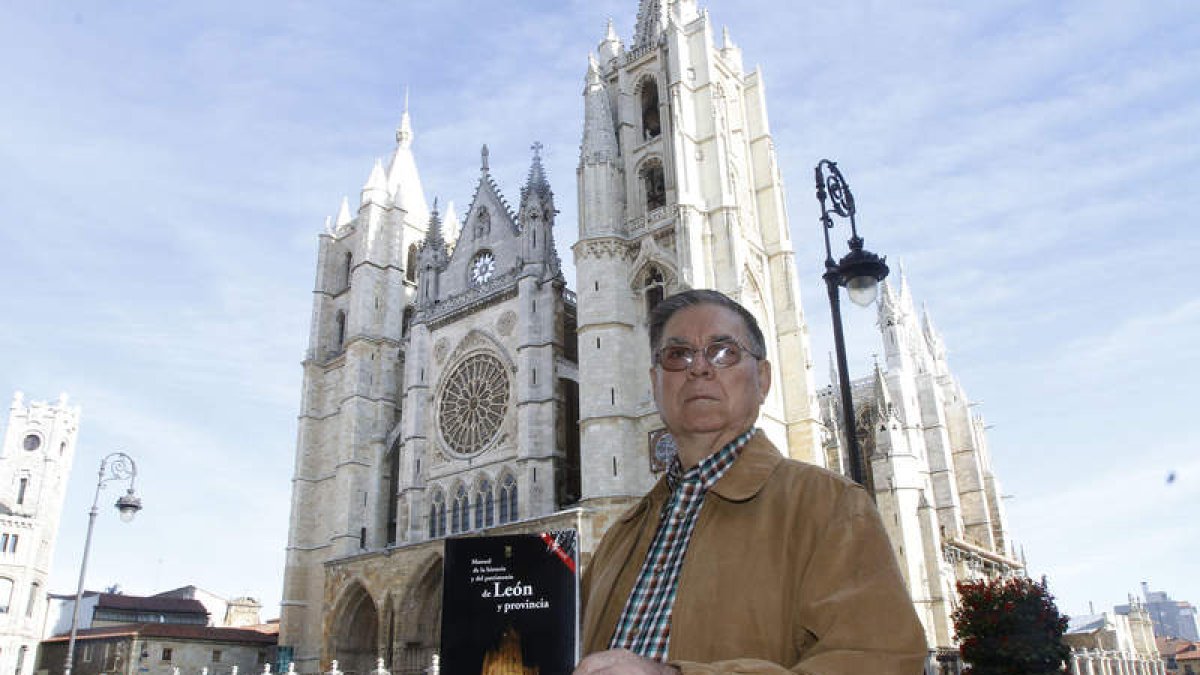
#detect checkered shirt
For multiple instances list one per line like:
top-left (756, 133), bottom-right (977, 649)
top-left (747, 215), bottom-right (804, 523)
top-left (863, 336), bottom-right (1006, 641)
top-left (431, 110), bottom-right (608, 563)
top-left (608, 428), bottom-right (755, 662)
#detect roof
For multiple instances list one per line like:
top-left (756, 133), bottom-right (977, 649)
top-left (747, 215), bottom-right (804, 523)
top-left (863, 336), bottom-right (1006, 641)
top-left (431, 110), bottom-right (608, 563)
top-left (1066, 614), bottom-right (1109, 634)
top-left (44, 623), bottom-right (277, 645)
top-left (96, 593), bottom-right (207, 614)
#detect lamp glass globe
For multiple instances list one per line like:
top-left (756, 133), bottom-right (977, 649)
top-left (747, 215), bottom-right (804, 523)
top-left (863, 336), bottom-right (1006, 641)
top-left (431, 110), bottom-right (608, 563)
top-left (846, 275), bottom-right (879, 307)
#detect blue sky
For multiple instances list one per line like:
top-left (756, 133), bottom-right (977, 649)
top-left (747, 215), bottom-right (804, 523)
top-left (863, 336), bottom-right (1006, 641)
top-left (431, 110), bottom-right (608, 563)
top-left (1, 0), bottom-right (1197, 621)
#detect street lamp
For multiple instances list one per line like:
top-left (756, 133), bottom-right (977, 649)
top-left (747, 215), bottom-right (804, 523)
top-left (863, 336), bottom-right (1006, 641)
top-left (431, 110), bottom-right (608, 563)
top-left (63, 452), bottom-right (142, 675)
top-left (815, 159), bottom-right (889, 486)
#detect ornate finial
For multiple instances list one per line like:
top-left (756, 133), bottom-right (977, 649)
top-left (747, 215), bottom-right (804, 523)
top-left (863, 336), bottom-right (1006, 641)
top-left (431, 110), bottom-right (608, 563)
top-left (531, 141), bottom-right (543, 159)
top-left (481, 144), bottom-right (489, 171)
top-left (432, 197), bottom-right (439, 215)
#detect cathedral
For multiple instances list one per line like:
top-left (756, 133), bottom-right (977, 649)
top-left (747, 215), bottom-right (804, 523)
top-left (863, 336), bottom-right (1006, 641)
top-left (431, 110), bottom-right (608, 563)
top-left (0, 393), bottom-right (79, 675)
top-left (279, 2), bottom-right (1018, 673)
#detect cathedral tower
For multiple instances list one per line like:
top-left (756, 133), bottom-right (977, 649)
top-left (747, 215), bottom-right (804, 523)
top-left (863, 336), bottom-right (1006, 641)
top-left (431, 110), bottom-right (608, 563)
top-left (574, 0), bottom-right (822, 501)
top-left (279, 108), bottom-right (430, 669)
top-left (0, 392), bottom-right (79, 675)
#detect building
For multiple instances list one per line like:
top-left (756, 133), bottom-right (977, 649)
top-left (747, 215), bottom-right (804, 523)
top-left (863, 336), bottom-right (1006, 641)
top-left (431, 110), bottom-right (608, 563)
top-left (45, 592), bottom-right (209, 637)
top-left (0, 393), bottom-right (80, 675)
top-left (278, 1), bottom-right (1018, 673)
top-left (1118, 584), bottom-right (1200, 641)
top-left (153, 588), bottom-right (264, 629)
top-left (1064, 602), bottom-right (1165, 675)
top-left (37, 623), bottom-right (276, 675)
top-left (1158, 637), bottom-right (1200, 675)
top-left (816, 276), bottom-right (1025, 657)
top-left (279, 126), bottom-right (582, 674)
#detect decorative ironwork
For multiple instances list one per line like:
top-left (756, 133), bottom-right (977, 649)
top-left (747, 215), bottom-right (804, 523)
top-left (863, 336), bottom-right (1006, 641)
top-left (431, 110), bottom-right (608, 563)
top-left (100, 452), bottom-right (137, 485)
top-left (818, 161), bottom-right (856, 220)
top-left (438, 354), bottom-right (509, 456)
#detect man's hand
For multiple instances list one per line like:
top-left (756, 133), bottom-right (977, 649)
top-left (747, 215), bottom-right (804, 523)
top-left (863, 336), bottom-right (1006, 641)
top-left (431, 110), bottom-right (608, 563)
top-left (573, 649), bottom-right (680, 675)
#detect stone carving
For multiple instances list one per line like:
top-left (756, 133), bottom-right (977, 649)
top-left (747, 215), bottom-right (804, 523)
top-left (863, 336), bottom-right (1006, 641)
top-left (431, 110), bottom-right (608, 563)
top-left (580, 239), bottom-right (634, 260)
top-left (496, 310), bottom-right (517, 337)
top-left (434, 337), bottom-right (449, 364)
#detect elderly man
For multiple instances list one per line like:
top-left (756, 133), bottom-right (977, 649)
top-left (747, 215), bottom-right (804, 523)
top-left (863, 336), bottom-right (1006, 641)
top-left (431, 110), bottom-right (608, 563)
top-left (574, 289), bottom-right (927, 675)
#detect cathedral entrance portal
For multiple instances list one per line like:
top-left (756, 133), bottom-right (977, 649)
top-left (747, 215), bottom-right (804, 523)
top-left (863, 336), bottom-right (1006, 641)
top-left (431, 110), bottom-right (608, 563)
top-left (391, 554), bottom-right (442, 675)
top-left (331, 582), bottom-right (378, 675)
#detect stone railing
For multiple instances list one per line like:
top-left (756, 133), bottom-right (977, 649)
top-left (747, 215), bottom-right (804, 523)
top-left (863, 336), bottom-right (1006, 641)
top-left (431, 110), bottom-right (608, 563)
top-left (423, 270), bottom-right (519, 327)
top-left (624, 43), bottom-right (656, 65)
top-left (1069, 647), bottom-right (1165, 675)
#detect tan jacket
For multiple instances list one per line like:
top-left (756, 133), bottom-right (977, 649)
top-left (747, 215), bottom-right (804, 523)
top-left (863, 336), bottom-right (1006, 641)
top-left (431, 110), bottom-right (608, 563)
top-left (581, 431), bottom-right (928, 674)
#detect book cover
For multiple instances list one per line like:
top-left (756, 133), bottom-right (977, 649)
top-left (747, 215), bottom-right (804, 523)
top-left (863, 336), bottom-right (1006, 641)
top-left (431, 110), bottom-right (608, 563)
top-left (440, 531), bottom-right (579, 675)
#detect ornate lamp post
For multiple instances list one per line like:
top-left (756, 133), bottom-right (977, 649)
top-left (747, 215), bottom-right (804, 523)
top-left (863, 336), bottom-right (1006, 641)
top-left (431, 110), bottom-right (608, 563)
top-left (815, 159), bottom-right (889, 486)
top-left (63, 452), bottom-right (143, 675)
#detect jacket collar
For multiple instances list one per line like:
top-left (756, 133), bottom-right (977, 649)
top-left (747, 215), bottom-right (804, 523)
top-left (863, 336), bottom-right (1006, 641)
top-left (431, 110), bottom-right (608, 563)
top-left (708, 429), bottom-right (782, 502)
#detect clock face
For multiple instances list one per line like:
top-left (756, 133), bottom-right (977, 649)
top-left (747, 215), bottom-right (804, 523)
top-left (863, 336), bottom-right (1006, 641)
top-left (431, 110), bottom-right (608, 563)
top-left (471, 251), bottom-right (495, 285)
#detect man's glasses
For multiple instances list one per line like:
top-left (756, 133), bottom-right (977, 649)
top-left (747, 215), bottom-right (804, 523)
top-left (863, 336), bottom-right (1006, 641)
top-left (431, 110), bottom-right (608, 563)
top-left (655, 340), bottom-right (762, 372)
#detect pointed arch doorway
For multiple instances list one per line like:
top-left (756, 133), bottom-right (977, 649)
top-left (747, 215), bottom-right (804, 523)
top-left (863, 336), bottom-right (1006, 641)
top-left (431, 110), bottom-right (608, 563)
top-left (331, 582), bottom-right (378, 675)
top-left (391, 555), bottom-right (442, 675)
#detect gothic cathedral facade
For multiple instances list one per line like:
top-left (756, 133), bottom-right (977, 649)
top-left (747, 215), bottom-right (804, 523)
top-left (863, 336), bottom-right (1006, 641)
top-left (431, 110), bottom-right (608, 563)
top-left (280, 2), bottom-right (1018, 673)
top-left (0, 393), bottom-right (79, 675)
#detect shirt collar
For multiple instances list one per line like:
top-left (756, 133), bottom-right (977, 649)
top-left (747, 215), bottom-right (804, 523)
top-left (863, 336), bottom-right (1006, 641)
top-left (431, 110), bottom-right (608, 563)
top-left (665, 428), bottom-right (755, 493)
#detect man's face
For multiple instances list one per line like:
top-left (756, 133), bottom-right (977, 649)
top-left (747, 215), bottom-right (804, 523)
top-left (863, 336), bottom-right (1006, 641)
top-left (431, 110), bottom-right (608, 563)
top-left (649, 304), bottom-right (771, 441)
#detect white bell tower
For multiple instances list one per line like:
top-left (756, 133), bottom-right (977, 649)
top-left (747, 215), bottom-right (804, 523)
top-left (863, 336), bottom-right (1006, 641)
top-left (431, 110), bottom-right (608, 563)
top-left (574, 0), bottom-right (823, 502)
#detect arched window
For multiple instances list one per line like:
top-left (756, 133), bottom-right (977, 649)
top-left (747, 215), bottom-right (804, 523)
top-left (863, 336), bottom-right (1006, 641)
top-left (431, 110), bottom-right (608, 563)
top-left (640, 77), bottom-right (661, 140)
top-left (25, 581), bottom-right (40, 618)
top-left (644, 266), bottom-right (665, 314)
top-left (405, 244), bottom-right (419, 283)
top-left (335, 310), bottom-right (347, 351)
top-left (0, 578), bottom-right (12, 613)
top-left (451, 485), bottom-right (470, 534)
top-left (498, 474), bottom-right (518, 525)
top-left (642, 160), bottom-right (666, 212)
top-left (401, 306), bottom-right (414, 337)
top-left (343, 251), bottom-right (353, 290)
top-left (427, 490), bottom-right (446, 538)
top-left (474, 478), bottom-right (494, 530)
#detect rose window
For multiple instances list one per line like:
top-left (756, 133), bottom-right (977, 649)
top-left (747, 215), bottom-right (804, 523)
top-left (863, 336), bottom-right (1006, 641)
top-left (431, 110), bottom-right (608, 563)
top-left (438, 353), bottom-right (509, 455)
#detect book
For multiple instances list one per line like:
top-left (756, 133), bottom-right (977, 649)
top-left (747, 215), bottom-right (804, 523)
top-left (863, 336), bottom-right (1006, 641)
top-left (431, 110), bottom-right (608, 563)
top-left (440, 531), bottom-right (579, 675)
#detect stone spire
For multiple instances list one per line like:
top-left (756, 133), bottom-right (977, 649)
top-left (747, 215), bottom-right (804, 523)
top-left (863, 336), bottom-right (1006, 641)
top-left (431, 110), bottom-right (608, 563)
top-left (873, 359), bottom-right (899, 427)
top-left (581, 54), bottom-right (619, 162)
top-left (720, 26), bottom-right (744, 73)
top-left (877, 279), bottom-right (901, 327)
top-left (599, 19), bottom-right (623, 62)
top-left (335, 197), bottom-right (352, 229)
top-left (361, 159), bottom-right (388, 206)
top-left (416, 199), bottom-right (447, 308)
top-left (921, 303), bottom-right (948, 368)
top-left (633, 0), bottom-right (669, 48)
top-left (520, 142), bottom-right (561, 277)
top-left (421, 198), bottom-right (446, 255)
top-left (396, 88), bottom-right (413, 148)
top-left (386, 97), bottom-right (429, 224)
top-left (521, 142), bottom-right (553, 205)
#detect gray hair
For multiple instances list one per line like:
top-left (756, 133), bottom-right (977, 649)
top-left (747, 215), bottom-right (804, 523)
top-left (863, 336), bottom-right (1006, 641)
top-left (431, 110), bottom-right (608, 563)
top-left (647, 289), bottom-right (766, 362)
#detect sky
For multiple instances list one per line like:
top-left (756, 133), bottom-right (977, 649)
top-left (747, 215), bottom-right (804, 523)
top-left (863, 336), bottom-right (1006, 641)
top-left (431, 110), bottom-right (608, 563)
top-left (0, 0), bottom-right (1197, 623)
